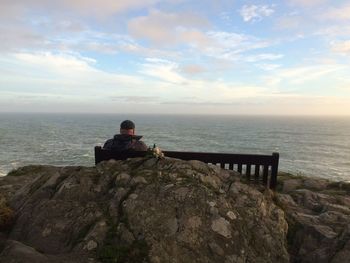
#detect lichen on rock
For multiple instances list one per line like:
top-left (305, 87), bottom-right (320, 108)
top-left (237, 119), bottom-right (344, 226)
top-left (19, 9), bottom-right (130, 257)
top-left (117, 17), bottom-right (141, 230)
top-left (0, 157), bottom-right (291, 262)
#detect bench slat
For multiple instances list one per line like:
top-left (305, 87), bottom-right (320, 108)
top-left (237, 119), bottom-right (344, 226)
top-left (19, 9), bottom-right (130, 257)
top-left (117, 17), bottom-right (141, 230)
top-left (229, 163), bottom-right (234, 170)
top-left (255, 164), bottom-right (260, 179)
top-left (246, 164), bottom-right (251, 180)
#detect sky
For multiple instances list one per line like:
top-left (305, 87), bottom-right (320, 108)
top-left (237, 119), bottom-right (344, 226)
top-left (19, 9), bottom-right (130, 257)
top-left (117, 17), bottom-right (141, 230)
top-left (0, 0), bottom-right (349, 115)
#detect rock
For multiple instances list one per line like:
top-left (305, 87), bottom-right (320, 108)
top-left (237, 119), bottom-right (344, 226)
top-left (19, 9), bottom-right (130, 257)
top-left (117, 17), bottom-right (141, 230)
top-left (331, 240), bottom-right (350, 263)
top-left (282, 179), bottom-right (303, 192)
top-left (211, 217), bottom-right (231, 238)
top-left (115, 172), bottom-right (131, 185)
top-left (199, 174), bottom-right (221, 190)
top-left (303, 178), bottom-right (329, 191)
top-left (173, 187), bottom-right (189, 201)
top-left (275, 176), bottom-right (350, 263)
top-left (129, 193), bottom-right (138, 200)
top-left (131, 176), bottom-right (147, 185)
top-left (0, 158), bottom-right (291, 263)
top-left (226, 211), bottom-right (237, 220)
top-left (0, 240), bottom-right (49, 263)
top-left (86, 240), bottom-right (97, 251)
top-left (166, 218), bottom-right (178, 236)
top-left (209, 242), bottom-right (224, 256)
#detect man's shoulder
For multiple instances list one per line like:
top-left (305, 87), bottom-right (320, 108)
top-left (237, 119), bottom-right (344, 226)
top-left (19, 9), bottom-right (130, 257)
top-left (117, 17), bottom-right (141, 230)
top-left (131, 140), bottom-right (148, 151)
top-left (103, 138), bottom-right (114, 149)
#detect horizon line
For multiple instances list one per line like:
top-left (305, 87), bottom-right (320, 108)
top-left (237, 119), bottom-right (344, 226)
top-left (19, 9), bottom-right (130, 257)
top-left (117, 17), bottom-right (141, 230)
top-left (1, 111), bottom-right (350, 117)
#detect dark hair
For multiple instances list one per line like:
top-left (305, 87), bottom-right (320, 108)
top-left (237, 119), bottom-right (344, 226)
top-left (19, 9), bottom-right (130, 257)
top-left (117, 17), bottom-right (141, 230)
top-left (120, 120), bottom-right (135, 130)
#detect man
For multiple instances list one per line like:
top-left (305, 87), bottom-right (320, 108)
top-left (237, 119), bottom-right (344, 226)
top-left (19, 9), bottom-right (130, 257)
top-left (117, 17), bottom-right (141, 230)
top-left (103, 120), bottom-right (148, 152)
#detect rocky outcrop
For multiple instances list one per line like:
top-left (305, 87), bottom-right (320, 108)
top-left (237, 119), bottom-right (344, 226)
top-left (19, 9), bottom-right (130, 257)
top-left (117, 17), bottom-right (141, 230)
top-left (0, 158), bottom-right (290, 263)
top-left (275, 173), bottom-right (350, 263)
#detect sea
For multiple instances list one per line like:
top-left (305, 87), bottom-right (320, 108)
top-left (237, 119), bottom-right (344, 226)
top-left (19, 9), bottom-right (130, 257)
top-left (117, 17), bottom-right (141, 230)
top-left (0, 113), bottom-right (349, 182)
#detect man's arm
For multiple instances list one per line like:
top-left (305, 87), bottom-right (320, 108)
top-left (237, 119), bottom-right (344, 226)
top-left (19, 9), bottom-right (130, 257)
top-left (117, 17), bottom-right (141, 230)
top-left (133, 141), bottom-right (148, 151)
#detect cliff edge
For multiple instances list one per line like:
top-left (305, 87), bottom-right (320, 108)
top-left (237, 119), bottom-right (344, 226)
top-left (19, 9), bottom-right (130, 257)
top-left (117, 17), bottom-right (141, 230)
top-left (0, 157), bottom-right (349, 263)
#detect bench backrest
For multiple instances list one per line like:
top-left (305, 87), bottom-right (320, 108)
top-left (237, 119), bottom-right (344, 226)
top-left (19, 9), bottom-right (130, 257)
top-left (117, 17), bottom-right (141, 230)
top-left (94, 146), bottom-right (279, 189)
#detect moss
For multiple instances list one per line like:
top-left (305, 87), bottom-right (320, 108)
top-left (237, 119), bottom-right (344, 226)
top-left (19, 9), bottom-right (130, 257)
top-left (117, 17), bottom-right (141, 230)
top-left (69, 220), bottom-right (99, 248)
top-left (7, 165), bottom-right (45, 177)
top-left (97, 217), bottom-right (149, 263)
top-left (98, 185), bottom-right (150, 263)
top-left (285, 215), bottom-right (303, 250)
top-left (327, 181), bottom-right (350, 194)
top-left (320, 189), bottom-right (348, 196)
top-left (272, 194), bottom-right (287, 211)
top-left (0, 195), bottom-right (14, 232)
top-left (98, 239), bottom-right (149, 263)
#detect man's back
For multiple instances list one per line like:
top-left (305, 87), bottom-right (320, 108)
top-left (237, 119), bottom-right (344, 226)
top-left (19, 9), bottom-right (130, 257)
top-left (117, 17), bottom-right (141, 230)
top-left (103, 134), bottom-right (147, 152)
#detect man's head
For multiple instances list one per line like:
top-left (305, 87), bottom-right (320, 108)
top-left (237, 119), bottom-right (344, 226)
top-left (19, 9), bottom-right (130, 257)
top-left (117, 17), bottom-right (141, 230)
top-left (120, 120), bottom-right (135, 135)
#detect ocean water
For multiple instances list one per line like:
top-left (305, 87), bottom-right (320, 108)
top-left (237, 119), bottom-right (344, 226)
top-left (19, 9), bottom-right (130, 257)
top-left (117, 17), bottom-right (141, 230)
top-left (0, 113), bottom-right (349, 182)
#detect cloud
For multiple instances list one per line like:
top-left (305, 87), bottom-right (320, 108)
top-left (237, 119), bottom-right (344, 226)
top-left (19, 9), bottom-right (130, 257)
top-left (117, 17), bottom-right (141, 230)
top-left (0, 52), bottom-right (148, 95)
top-left (0, 24), bottom-right (45, 52)
top-left (180, 64), bottom-right (207, 75)
top-left (275, 16), bottom-right (303, 30)
top-left (288, 0), bottom-right (327, 7)
top-left (139, 58), bottom-right (186, 84)
top-left (13, 52), bottom-right (95, 75)
top-left (61, 0), bottom-right (163, 16)
top-left (322, 4), bottom-right (350, 21)
top-left (315, 25), bottom-right (350, 37)
top-left (204, 31), bottom-right (274, 61)
top-left (331, 41), bottom-right (350, 55)
top-left (128, 9), bottom-right (210, 46)
top-left (239, 5), bottom-right (274, 22)
top-left (256, 64), bottom-right (281, 71)
top-left (1, 51), bottom-right (349, 115)
top-left (244, 53), bottom-right (284, 63)
top-left (0, 0), bottom-right (167, 18)
top-left (207, 31), bottom-right (272, 50)
top-left (110, 96), bottom-right (159, 103)
top-left (263, 64), bottom-right (346, 87)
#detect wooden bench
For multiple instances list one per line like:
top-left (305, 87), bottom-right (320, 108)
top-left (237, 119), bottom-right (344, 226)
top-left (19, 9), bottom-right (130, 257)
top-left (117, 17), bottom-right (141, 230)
top-left (94, 146), bottom-right (279, 189)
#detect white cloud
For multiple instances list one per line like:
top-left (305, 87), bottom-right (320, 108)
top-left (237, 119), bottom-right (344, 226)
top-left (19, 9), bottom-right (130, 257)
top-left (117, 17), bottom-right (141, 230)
top-left (139, 58), bottom-right (186, 84)
top-left (204, 31), bottom-right (274, 61)
top-left (1, 52), bottom-right (349, 115)
top-left (275, 16), bottom-right (303, 30)
top-left (0, 23), bottom-right (45, 52)
top-left (331, 40), bottom-right (350, 55)
top-left (239, 5), bottom-right (274, 22)
top-left (14, 52), bottom-right (95, 73)
top-left (244, 53), bottom-right (284, 63)
top-left (128, 9), bottom-right (210, 46)
top-left (0, 52), bottom-right (148, 95)
top-left (0, 52), bottom-right (270, 105)
top-left (315, 25), bottom-right (350, 37)
top-left (288, 0), bottom-right (327, 7)
top-left (180, 64), bottom-right (207, 75)
top-left (257, 63), bottom-right (281, 71)
top-left (323, 4), bottom-right (350, 21)
top-left (263, 64), bottom-right (346, 87)
top-left (0, 0), bottom-right (168, 18)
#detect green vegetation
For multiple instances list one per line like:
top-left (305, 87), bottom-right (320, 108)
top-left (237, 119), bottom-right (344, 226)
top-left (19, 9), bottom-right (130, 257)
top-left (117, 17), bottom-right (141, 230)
top-left (0, 195), bottom-right (14, 232)
top-left (98, 239), bottom-right (149, 263)
top-left (7, 165), bottom-right (45, 177)
top-left (98, 187), bottom-right (149, 263)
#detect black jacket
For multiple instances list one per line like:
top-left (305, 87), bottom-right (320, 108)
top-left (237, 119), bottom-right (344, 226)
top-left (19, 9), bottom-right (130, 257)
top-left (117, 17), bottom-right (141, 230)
top-left (103, 134), bottom-right (148, 152)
